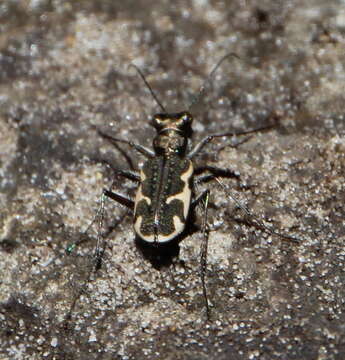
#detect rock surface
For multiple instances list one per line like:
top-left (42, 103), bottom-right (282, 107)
top-left (0, 1), bottom-right (344, 359)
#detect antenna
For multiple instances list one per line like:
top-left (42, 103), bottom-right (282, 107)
top-left (188, 52), bottom-right (240, 112)
top-left (129, 63), bottom-right (167, 113)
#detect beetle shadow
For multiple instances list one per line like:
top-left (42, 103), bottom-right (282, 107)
top-left (135, 236), bottom-right (180, 269)
top-left (134, 212), bottom-right (199, 270)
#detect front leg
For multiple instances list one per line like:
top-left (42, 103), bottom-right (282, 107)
top-left (98, 130), bottom-right (155, 158)
top-left (96, 158), bottom-right (140, 182)
top-left (187, 124), bottom-right (274, 160)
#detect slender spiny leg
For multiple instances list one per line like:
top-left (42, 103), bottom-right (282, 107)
top-left (94, 189), bottom-right (133, 266)
top-left (187, 124), bottom-right (274, 160)
top-left (65, 194), bottom-right (107, 256)
top-left (214, 177), bottom-right (299, 243)
top-left (66, 163), bottom-right (138, 256)
top-left (193, 174), bottom-right (227, 232)
top-left (95, 158), bottom-right (140, 182)
top-left (109, 168), bottom-right (139, 183)
top-left (64, 189), bottom-right (132, 327)
top-left (103, 190), bottom-right (135, 210)
top-left (215, 134), bottom-right (253, 156)
top-left (191, 189), bottom-right (209, 208)
top-left (192, 189), bottom-right (211, 319)
top-left (194, 174), bottom-right (215, 187)
top-left (94, 190), bottom-right (107, 269)
top-left (64, 212), bottom-right (128, 328)
top-left (64, 260), bottom-right (95, 326)
top-left (98, 130), bottom-right (155, 158)
top-left (94, 189), bottom-right (134, 271)
top-left (94, 163), bottom-right (137, 262)
top-left (195, 165), bottom-right (240, 181)
top-left (193, 167), bottom-right (240, 202)
top-left (66, 191), bottom-right (135, 256)
top-left (98, 142), bottom-right (136, 171)
top-left (200, 190), bottom-right (211, 320)
top-left (91, 160), bottom-right (136, 265)
top-left (64, 193), bottom-right (115, 326)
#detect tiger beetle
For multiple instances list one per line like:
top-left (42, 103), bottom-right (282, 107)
top-left (67, 53), bottom-right (297, 320)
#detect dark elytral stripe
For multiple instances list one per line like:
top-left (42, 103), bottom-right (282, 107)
top-left (153, 155), bottom-right (166, 242)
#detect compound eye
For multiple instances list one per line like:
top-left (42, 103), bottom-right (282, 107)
top-left (152, 114), bottom-right (165, 129)
top-left (181, 112), bottom-right (192, 125)
top-left (176, 112), bottom-right (192, 129)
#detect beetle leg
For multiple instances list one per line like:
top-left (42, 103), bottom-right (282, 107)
top-left (194, 165), bottom-right (240, 186)
top-left (93, 158), bottom-right (140, 182)
top-left (187, 124), bottom-right (274, 160)
top-left (103, 189), bottom-right (134, 210)
top-left (64, 189), bottom-right (130, 326)
top-left (93, 189), bottom-right (134, 268)
top-left (214, 177), bottom-right (299, 243)
top-left (192, 189), bottom-right (211, 320)
top-left (98, 130), bottom-right (155, 158)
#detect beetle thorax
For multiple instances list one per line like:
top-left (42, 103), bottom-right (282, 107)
top-left (151, 111), bottom-right (193, 155)
top-left (153, 132), bottom-right (187, 154)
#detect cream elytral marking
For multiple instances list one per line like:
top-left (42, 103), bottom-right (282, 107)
top-left (134, 170), bottom-right (152, 240)
top-left (134, 216), bottom-right (154, 242)
top-left (134, 169), bottom-right (151, 214)
top-left (166, 161), bottom-right (193, 219)
top-left (135, 215), bottom-right (185, 243)
top-left (154, 216), bottom-right (184, 243)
